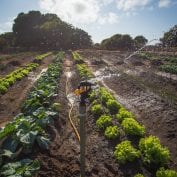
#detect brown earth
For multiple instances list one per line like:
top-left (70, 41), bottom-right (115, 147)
top-left (0, 52), bottom-right (38, 77)
top-left (35, 54), bottom-right (153, 177)
top-left (1, 50), bottom-right (177, 177)
top-left (0, 55), bottom-right (54, 127)
top-left (79, 49), bottom-right (177, 171)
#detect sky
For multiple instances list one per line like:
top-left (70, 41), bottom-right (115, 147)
top-left (0, 0), bottom-right (177, 44)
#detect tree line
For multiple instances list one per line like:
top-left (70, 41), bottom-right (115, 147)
top-left (0, 11), bottom-right (92, 52)
top-left (0, 10), bottom-right (176, 52)
top-left (98, 34), bottom-right (148, 51)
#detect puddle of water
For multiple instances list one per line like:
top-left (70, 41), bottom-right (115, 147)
top-left (93, 68), bottom-right (120, 82)
top-left (65, 71), bottom-right (73, 78)
top-left (67, 93), bottom-right (77, 105)
top-left (28, 68), bottom-right (48, 82)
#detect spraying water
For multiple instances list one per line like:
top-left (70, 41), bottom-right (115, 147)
top-left (124, 39), bottom-right (158, 63)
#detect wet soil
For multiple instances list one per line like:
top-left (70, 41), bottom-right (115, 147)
top-left (0, 55), bottom-right (54, 127)
top-left (36, 54), bottom-right (145, 177)
top-left (0, 52), bottom-right (37, 76)
top-left (79, 49), bottom-right (177, 171)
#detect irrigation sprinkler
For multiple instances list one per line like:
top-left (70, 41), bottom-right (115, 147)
top-left (74, 80), bottom-right (92, 177)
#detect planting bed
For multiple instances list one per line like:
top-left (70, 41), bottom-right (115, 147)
top-left (0, 50), bottom-right (177, 177)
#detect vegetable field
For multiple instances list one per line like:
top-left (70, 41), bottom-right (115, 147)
top-left (0, 49), bottom-right (177, 177)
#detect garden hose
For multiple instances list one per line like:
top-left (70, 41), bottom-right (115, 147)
top-left (65, 72), bottom-right (80, 142)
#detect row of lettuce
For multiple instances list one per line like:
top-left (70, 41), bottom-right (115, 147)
top-left (0, 52), bottom-right (64, 177)
top-left (0, 52), bottom-right (52, 95)
top-left (72, 51), bottom-right (177, 177)
top-left (137, 52), bottom-right (177, 75)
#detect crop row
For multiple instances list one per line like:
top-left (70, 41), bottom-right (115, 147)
top-left (73, 52), bottom-right (177, 176)
top-left (89, 87), bottom-right (177, 176)
top-left (0, 63), bottom-right (39, 94)
top-left (0, 52), bottom-right (52, 95)
top-left (0, 52), bottom-right (64, 177)
top-left (137, 52), bottom-right (177, 75)
top-left (159, 64), bottom-right (177, 74)
top-left (72, 51), bottom-right (84, 64)
top-left (72, 51), bottom-right (93, 79)
top-left (34, 52), bottom-right (52, 62)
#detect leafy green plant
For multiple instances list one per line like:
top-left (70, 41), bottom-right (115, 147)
top-left (0, 159), bottom-right (40, 177)
top-left (0, 62), bottom-right (39, 94)
top-left (91, 104), bottom-right (103, 117)
top-left (134, 174), bottom-right (144, 177)
top-left (114, 140), bottom-right (140, 164)
top-left (0, 52), bottom-right (64, 173)
top-left (34, 52), bottom-right (52, 62)
top-left (72, 51), bottom-right (84, 64)
top-left (99, 87), bottom-right (114, 104)
top-left (104, 125), bottom-right (120, 139)
top-left (116, 107), bottom-right (134, 122)
top-left (159, 64), bottom-right (177, 74)
top-left (76, 64), bottom-right (93, 78)
top-left (121, 118), bottom-right (145, 137)
top-left (0, 84), bottom-right (8, 94)
top-left (156, 167), bottom-right (177, 177)
top-left (106, 99), bottom-right (121, 114)
top-left (96, 115), bottom-right (112, 129)
top-left (89, 90), bottom-right (97, 102)
top-left (139, 136), bottom-right (170, 166)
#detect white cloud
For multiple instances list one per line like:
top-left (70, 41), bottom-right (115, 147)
top-left (98, 12), bottom-right (119, 25)
top-left (116, 0), bottom-right (152, 11)
top-left (158, 0), bottom-right (171, 8)
top-left (39, 0), bottom-right (119, 26)
top-left (0, 20), bottom-right (13, 34)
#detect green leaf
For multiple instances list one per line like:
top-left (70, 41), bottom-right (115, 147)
top-left (37, 136), bottom-right (50, 150)
top-left (20, 131), bottom-right (38, 145)
top-left (0, 123), bottom-right (16, 140)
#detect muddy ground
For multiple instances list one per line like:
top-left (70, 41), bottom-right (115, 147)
top-left (1, 50), bottom-right (177, 177)
top-left (0, 55), bottom-right (54, 127)
top-left (36, 53), bottom-right (158, 177)
top-left (79, 49), bottom-right (177, 171)
top-left (36, 54), bottom-right (128, 177)
top-left (0, 52), bottom-right (37, 77)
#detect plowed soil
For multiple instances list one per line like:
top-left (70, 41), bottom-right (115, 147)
top-left (0, 55), bottom-right (54, 127)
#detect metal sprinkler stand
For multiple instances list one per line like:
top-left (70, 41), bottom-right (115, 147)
top-left (74, 81), bottom-right (92, 177)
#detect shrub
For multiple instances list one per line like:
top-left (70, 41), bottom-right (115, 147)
top-left (116, 107), bottom-right (134, 122)
top-left (160, 64), bottom-right (177, 74)
top-left (104, 125), bottom-right (120, 139)
top-left (99, 87), bottom-right (114, 104)
top-left (134, 174), bottom-right (144, 177)
top-left (0, 84), bottom-right (7, 94)
top-left (156, 167), bottom-right (177, 177)
top-left (1, 80), bottom-right (9, 88)
top-left (76, 64), bottom-right (93, 78)
top-left (121, 118), bottom-right (145, 137)
top-left (114, 140), bottom-right (140, 164)
top-left (6, 77), bottom-right (16, 85)
top-left (96, 115), bottom-right (112, 129)
top-left (106, 99), bottom-right (121, 114)
top-left (91, 104), bottom-right (103, 117)
top-left (139, 136), bottom-right (170, 166)
top-left (89, 90), bottom-right (97, 102)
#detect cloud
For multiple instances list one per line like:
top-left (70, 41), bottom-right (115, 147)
top-left (39, 0), bottom-right (119, 26)
top-left (98, 12), bottom-right (119, 25)
top-left (158, 0), bottom-right (171, 8)
top-left (116, 0), bottom-right (152, 11)
top-left (0, 20), bottom-right (13, 34)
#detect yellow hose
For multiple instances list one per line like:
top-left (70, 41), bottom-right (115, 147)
top-left (65, 73), bottom-right (80, 142)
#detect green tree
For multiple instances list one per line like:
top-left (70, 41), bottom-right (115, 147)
top-left (101, 34), bottom-right (134, 50)
top-left (134, 35), bottom-right (148, 48)
top-left (160, 25), bottom-right (177, 47)
top-left (0, 32), bottom-right (14, 51)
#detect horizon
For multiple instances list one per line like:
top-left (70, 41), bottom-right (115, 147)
top-left (0, 0), bottom-right (177, 44)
